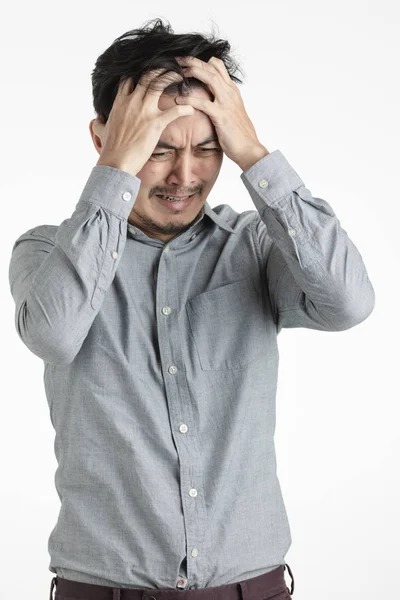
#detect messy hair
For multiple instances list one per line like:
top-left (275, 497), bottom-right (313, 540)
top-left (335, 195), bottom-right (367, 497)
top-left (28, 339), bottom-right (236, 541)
top-left (90, 17), bottom-right (245, 124)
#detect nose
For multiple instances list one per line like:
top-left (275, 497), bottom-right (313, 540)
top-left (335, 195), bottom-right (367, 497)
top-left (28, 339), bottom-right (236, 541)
top-left (165, 154), bottom-right (197, 189)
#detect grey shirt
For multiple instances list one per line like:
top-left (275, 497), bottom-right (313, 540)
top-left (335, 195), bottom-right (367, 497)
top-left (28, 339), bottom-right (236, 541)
top-left (8, 149), bottom-right (375, 590)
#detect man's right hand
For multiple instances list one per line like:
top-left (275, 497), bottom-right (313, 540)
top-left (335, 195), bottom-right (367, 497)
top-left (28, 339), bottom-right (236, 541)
top-left (94, 68), bottom-right (195, 176)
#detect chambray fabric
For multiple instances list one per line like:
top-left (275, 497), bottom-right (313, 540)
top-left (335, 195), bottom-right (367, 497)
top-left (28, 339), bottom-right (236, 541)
top-left (8, 149), bottom-right (375, 590)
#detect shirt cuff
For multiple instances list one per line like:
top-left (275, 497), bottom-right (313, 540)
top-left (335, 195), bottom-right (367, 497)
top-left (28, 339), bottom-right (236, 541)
top-left (240, 149), bottom-right (305, 212)
top-left (75, 165), bottom-right (141, 219)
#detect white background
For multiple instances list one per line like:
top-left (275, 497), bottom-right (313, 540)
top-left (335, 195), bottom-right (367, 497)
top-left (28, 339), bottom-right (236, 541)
top-left (1, 2), bottom-right (399, 599)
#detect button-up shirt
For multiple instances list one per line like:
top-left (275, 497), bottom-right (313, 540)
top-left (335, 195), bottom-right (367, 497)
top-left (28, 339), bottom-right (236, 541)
top-left (8, 149), bottom-right (375, 590)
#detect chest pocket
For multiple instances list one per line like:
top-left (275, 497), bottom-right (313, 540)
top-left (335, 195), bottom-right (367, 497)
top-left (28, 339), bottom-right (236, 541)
top-left (185, 277), bottom-right (267, 371)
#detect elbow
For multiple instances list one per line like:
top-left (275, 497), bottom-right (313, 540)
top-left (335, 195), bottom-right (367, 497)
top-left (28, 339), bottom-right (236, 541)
top-left (15, 305), bottom-right (78, 365)
top-left (18, 329), bottom-right (77, 365)
top-left (336, 282), bottom-right (376, 330)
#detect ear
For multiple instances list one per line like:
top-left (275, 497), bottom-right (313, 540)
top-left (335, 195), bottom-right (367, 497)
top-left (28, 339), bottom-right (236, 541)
top-left (89, 118), bottom-right (105, 153)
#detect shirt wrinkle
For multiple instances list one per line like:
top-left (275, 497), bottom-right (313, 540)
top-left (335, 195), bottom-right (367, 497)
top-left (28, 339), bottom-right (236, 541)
top-left (8, 149), bottom-right (375, 590)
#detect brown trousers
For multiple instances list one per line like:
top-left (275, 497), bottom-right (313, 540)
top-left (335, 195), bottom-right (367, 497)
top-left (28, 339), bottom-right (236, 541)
top-left (49, 563), bottom-right (295, 600)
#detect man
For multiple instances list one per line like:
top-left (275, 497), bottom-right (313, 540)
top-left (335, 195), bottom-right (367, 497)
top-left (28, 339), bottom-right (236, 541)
top-left (8, 18), bottom-right (375, 600)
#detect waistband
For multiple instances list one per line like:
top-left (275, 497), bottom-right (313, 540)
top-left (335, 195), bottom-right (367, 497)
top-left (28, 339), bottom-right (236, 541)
top-left (49, 563), bottom-right (295, 600)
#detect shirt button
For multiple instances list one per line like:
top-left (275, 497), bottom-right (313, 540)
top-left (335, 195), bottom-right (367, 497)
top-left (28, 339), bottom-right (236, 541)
top-left (168, 365), bottom-right (178, 374)
top-left (258, 179), bottom-right (269, 188)
top-left (122, 191), bottom-right (131, 201)
top-left (111, 251), bottom-right (118, 259)
top-left (191, 548), bottom-right (199, 558)
top-left (190, 233), bottom-right (197, 241)
top-left (179, 424), bottom-right (188, 433)
top-left (288, 228), bottom-right (297, 237)
top-left (162, 306), bottom-right (172, 315)
top-left (189, 488), bottom-right (197, 497)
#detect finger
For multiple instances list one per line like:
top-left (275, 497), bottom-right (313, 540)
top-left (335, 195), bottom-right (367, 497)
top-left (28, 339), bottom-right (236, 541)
top-left (208, 57), bottom-right (232, 84)
top-left (175, 95), bottom-right (217, 119)
top-left (177, 55), bottom-right (220, 77)
top-left (158, 104), bottom-right (195, 128)
top-left (134, 68), bottom-right (167, 99)
top-left (144, 70), bottom-right (186, 101)
top-left (137, 69), bottom-right (184, 102)
top-left (178, 65), bottom-right (219, 97)
top-left (114, 76), bottom-right (133, 101)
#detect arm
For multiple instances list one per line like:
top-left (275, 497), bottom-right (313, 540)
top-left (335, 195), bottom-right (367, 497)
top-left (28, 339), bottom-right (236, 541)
top-left (8, 165), bottom-right (140, 364)
top-left (240, 149), bottom-right (375, 333)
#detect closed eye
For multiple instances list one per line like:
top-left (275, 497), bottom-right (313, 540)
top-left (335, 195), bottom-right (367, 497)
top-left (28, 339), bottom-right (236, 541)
top-left (152, 148), bottom-right (221, 156)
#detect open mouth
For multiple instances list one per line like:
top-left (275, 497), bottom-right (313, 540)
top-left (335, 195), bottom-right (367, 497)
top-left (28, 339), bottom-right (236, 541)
top-left (155, 192), bottom-right (197, 208)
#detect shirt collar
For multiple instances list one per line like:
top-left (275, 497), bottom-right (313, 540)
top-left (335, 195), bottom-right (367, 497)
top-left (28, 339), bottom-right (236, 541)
top-left (126, 200), bottom-right (235, 246)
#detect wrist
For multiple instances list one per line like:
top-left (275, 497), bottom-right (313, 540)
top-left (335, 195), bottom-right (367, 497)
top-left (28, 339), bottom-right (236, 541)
top-left (96, 157), bottom-right (138, 177)
top-left (237, 146), bottom-right (270, 172)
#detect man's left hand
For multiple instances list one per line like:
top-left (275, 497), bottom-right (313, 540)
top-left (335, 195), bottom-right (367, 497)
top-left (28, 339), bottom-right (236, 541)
top-left (174, 56), bottom-right (269, 171)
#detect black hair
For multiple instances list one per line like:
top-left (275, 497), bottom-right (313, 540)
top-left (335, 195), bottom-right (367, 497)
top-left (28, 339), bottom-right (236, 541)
top-left (90, 17), bottom-right (245, 124)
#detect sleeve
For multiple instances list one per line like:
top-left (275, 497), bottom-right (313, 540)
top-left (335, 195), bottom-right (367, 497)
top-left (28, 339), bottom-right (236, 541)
top-left (8, 165), bottom-right (141, 364)
top-left (240, 149), bottom-right (375, 334)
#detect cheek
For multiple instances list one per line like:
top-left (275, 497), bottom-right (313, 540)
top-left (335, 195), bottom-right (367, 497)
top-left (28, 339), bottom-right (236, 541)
top-left (204, 156), bottom-right (223, 180)
top-left (201, 153), bottom-right (222, 173)
top-left (136, 164), bottom-right (160, 181)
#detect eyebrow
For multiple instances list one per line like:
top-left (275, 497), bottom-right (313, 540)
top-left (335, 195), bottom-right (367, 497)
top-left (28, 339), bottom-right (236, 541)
top-left (155, 135), bottom-right (220, 150)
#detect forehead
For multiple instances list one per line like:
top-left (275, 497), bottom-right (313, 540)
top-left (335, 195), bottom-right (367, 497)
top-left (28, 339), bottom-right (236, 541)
top-left (157, 88), bottom-right (217, 146)
top-left (155, 134), bottom-right (220, 150)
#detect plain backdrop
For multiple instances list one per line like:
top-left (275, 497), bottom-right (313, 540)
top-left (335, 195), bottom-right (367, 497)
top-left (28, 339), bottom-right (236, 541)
top-left (1, 2), bottom-right (399, 599)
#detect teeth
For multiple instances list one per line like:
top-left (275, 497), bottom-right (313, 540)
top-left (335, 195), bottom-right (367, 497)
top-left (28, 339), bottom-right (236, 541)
top-left (160, 194), bottom-right (193, 201)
